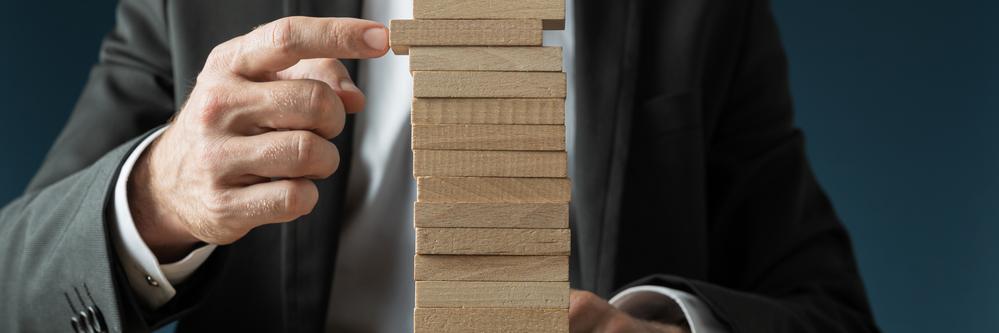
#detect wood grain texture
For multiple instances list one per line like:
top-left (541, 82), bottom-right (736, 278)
top-left (410, 47), bottom-right (562, 72)
top-left (417, 177), bottom-right (570, 203)
top-left (412, 124), bottom-right (565, 150)
top-left (411, 98), bottom-right (565, 125)
top-left (414, 255), bottom-right (568, 281)
top-left (413, 150), bottom-right (567, 178)
top-left (415, 202), bottom-right (568, 228)
top-left (413, 0), bottom-right (565, 30)
top-left (414, 308), bottom-right (568, 333)
top-left (413, 71), bottom-right (566, 98)
top-left (390, 19), bottom-right (542, 54)
top-left (416, 228), bottom-right (570, 255)
top-left (416, 281), bottom-right (569, 308)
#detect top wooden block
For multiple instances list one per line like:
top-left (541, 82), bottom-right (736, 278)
top-left (390, 19), bottom-right (542, 55)
top-left (414, 0), bottom-right (565, 30)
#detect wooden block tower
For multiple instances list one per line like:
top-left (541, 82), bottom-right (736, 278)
top-left (390, 0), bottom-right (569, 331)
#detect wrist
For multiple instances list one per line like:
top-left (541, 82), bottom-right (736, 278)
top-left (128, 138), bottom-right (200, 263)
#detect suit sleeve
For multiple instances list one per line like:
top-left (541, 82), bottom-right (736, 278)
top-left (621, 0), bottom-right (880, 332)
top-left (25, 0), bottom-right (175, 193)
top-left (0, 0), bottom-right (214, 331)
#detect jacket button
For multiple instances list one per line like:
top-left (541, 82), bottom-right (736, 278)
top-left (145, 275), bottom-right (160, 287)
top-left (71, 317), bottom-right (85, 333)
top-left (75, 311), bottom-right (93, 333)
top-left (87, 306), bottom-right (106, 332)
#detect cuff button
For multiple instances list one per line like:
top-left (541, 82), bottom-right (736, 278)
top-left (145, 275), bottom-right (160, 287)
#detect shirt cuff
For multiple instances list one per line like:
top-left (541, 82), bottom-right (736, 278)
top-left (610, 285), bottom-right (728, 333)
top-left (109, 127), bottom-right (217, 309)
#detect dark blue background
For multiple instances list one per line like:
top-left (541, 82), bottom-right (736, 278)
top-left (1, 1), bottom-right (995, 332)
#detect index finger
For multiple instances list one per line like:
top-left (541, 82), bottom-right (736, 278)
top-left (221, 17), bottom-right (389, 77)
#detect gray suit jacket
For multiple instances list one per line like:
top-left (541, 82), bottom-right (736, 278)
top-left (0, 0), bottom-right (879, 332)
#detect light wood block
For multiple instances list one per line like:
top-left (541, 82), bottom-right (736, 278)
top-left (413, 71), bottom-right (566, 98)
top-left (416, 281), bottom-right (569, 308)
top-left (416, 228), bottom-right (570, 255)
top-left (412, 124), bottom-right (564, 151)
top-left (415, 202), bottom-right (568, 228)
top-left (413, 150), bottom-right (566, 178)
top-left (417, 177), bottom-right (570, 203)
top-left (413, 0), bottom-right (565, 30)
top-left (414, 308), bottom-right (568, 333)
top-left (390, 19), bottom-right (542, 55)
top-left (411, 98), bottom-right (565, 125)
top-left (415, 255), bottom-right (568, 281)
top-left (410, 47), bottom-right (562, 72)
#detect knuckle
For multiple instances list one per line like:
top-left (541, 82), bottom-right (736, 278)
top-left (306, 80), bottom-right (334, 113)
top-left (203, 190), bottom-right (233, 221)
top-left (208, 43), bottom-right (227, 59)
top-left (269, 17), bottom-right (297, 54)
top-left (195, 145), bottom-right (221, 172)
top-left (293, 131), bottom-right (318, 164)
top-left (282, 181), bottom-right (317, 218)
top-left (194, 84), bottom-right (232, 126)
top-left (205, 43), bottom-right (232, 69)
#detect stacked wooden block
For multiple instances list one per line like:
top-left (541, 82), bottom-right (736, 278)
top-left (390, 0), bottom-right (569, 331)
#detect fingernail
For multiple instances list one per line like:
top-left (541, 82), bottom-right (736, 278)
top-left (340, 80), bottom-right (360, 92)
top-left (362, 27), bottom-right (388, 51)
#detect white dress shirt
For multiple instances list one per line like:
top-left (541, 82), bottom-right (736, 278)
top-left (108, 0), bottom-right (727, 331)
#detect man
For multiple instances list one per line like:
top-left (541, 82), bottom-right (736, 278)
top-left (0, 0), bottom-right (880, 332)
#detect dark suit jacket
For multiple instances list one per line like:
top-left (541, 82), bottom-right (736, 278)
top-left (0, 0), bottom-right (879, 331)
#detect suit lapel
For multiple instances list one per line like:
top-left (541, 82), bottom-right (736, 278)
top-left (572, 0), bottom-right (644, 296)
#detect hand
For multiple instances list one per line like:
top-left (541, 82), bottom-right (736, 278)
top-left (570, 290), bottom-right (689, 333)
top-left (128, 17), bottom-right (389, 262)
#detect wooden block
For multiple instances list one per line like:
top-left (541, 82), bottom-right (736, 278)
top-left (414, 0), bottom-right (565, 30)
top-left (416, 228), bottom-right (570, 255)
top-left (417, 177), bottom-right (570, 203)
top-left (411, 98), bottom-right (565, 125)
top-left (414, 255), bottom-right (568, 281)
top-left (413, 71), bottom-right (566, 98)
top-left (410, 47), bottom-right (562, 72)
top-left (412, 124), bottom-right (564, 150)
top-left (414, 308), bottom-right (568, 333)
top-left (390, 19), bottom-right (541, 55)
top-left (414, 150), bottom-right (566, 178)
top-left (416, 281), bottom-right (569, 308)
top-left (415, 202), bottom-right (568, 228)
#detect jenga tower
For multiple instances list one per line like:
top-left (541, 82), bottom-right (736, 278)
top-left (390, 0), bottom-right (569, 331)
